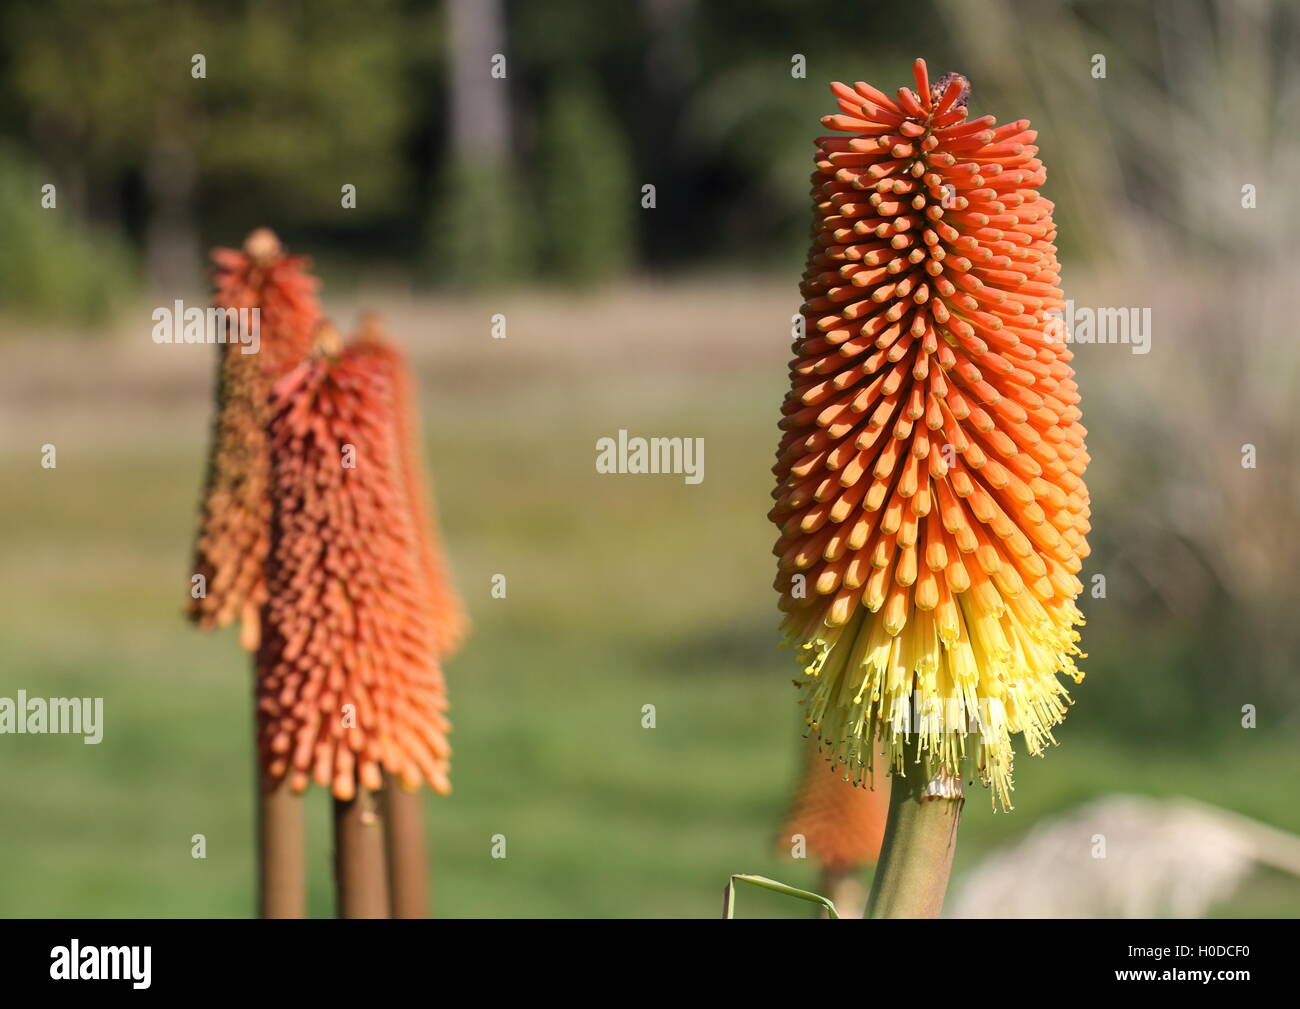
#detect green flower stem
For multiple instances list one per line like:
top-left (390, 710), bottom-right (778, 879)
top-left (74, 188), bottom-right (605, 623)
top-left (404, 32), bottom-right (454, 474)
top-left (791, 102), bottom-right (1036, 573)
top-left (866, 739), bottom-right (964, 919)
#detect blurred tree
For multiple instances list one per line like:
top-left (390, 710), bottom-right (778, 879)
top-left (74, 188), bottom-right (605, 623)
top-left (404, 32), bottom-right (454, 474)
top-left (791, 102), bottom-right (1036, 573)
top-left (3, 0), bottom-right (410, 291)
top-left (429, 0), bottom-right (530, 287)
top-left (636, 0), bottom-right (697, 268)
top-left (0, 0), bottom-right (936, 289)
top-left (3, 0), bottom-right (205, 291)
top-left (429, 158), bottom-right (528, 288)
top-left (536, 76), bottom-right (635, 285)
top-left (0, 143), bottom-right (134, 324)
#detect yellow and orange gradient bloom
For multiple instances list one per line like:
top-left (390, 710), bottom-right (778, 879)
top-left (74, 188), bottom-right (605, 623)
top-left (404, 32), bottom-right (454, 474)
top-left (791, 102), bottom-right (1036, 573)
top-left (772, 60), bottom-right (1090, 808)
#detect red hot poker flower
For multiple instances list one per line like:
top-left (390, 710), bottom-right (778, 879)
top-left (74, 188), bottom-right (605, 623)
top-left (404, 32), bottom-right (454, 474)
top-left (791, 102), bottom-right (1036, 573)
top-left (188, 230), bottom-right (322, 648)
top-left (351, 315), bottom-right (468, 658)
top-left (772, 61), bottom-right (1090, 808)
top-left (780, 738), bottom-right (889, 872)
top-left (256, 329), bottom-right (451, 800)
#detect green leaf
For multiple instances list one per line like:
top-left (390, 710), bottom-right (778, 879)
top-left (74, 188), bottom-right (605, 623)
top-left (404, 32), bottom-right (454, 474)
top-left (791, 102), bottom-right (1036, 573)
top-left (721, 873), bottom-right (840, 919)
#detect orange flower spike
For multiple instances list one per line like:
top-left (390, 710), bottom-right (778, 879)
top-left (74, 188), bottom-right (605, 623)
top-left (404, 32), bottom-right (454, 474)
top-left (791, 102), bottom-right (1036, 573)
top-left (780, 740), bottom-right (890, 872)
top-left (211, 228), bottom-right (320, 375)
top-left (350, 315), bottom-right (468, 658)
top-left (774, 61), bottom-right (1090, 809)
top-left (257, 327), bottom-right (451, 801)
top-left (188, 230), bottom-right (323, 648)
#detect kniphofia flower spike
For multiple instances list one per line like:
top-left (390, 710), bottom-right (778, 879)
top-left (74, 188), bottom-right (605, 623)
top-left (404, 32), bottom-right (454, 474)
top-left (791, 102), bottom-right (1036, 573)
top-left (256, 326), bottom-right (452, 800)
top-left (772, 60), bottom-right (1090, 808)
top-left (188, 229), bottom-right (321, 649)
top-left (781, 736), bottom-right (889, 871)
top-left (352, 315), bottom-right (468, 659)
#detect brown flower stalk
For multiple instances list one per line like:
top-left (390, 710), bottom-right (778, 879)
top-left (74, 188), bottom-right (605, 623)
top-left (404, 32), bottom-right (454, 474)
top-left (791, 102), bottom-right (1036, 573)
top-left (333, 784), bottom-right (391, 919)
top-left (381, 777), bottom-right (430, 918)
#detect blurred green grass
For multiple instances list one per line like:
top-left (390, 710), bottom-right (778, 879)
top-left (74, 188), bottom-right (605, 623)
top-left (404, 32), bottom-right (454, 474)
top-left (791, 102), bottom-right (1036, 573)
top-left (0, 304), bottom-right (1297, 918)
